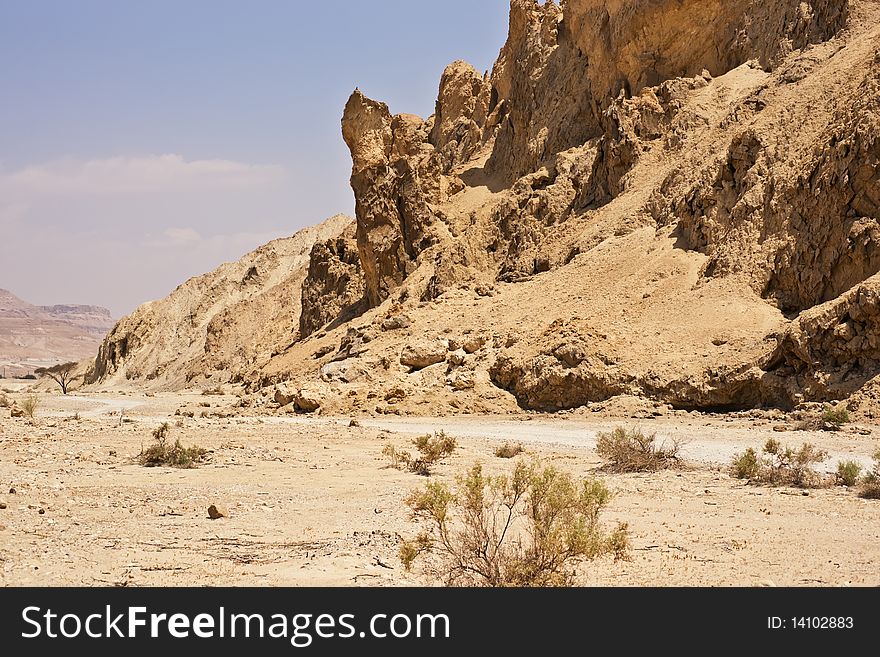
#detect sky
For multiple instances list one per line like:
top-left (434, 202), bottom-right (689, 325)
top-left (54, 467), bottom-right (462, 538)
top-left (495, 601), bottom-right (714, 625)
top-left (0, 0), bottom-right (510, 316)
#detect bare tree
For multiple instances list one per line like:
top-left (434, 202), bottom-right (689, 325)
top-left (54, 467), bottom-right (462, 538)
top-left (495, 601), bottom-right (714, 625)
top-left (36, 362), bottom-right (79, 395)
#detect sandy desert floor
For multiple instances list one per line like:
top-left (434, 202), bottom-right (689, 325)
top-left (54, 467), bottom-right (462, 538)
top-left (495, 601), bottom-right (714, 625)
top-left (0, 389), bottom-right (878, 587)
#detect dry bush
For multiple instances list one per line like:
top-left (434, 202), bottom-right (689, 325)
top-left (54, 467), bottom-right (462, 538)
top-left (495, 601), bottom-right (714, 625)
top-left (139, 422), bottom-right (207, 469)
top-left (861, 450), bottom-right (880, 500)
top-left (21, 395), bottom-right (38, 419)
top-left (835, 461), bottom-right (863, 487)
top-left (731, 439), bottom-right (829, 488)
top-left (494, 442), bottom-right (525, 459)
top-left (596, 427), bottom-right (682, 472)
top-left (383, 431), bottom-right (457, 476)
top-left (794, 404), bottom-right (852, 432)
top-left (400, 460), bottom-right (629, 587)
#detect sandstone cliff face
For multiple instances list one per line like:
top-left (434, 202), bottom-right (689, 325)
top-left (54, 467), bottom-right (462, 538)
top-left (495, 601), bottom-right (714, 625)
top-left (89, 215), bottom-right (352, 389)
top-left (342, 92), bottom-right (440, 307)
top-left (95, 0), bottom-right (880, 419)
top-left (299, 223), bottom-right (365, 339)
top-left (279, 0), bottom-right (877, 415)
top-left (340, 0), bottom-right (853, 311)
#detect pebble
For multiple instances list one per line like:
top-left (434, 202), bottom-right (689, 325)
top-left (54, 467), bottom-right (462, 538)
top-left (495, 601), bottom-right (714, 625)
top-left (208, 504), bottom-right (228, 520)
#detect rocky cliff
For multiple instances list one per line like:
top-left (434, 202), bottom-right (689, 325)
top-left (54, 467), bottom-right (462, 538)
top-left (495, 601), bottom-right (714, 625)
top-left (93, 0), bottom-right (880, 418)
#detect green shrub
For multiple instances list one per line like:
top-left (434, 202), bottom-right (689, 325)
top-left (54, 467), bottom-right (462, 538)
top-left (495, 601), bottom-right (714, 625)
top-left (400, 460), bottom-right (629, 586)
top-left (731, 439), bottom-right (828, 488)
top-left (383, 431), bottom-right (457, 476)
top-left (732, 448), bottom-right (761, 480)
top-left (861, 450), bottom-right (880, 500)
top-left (596, 427), bottom-right (682, 472)
top-left (822, 404), bottom-right (850, 428)
top-left (835, 461), bottom-right (863, 487)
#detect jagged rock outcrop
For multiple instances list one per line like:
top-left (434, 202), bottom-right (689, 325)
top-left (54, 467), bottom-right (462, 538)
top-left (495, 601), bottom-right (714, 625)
top-left (429, 61), bottom-right (493, 172)
top-left (299, 223), bottom-right (365, 338)
top-left (654, 47), bottom-right (880, 315)
top-left (342, 92), bottom-right (440, 307)
top-left (771, 275), bottom-right (880, 401)
top-left (341, 0), bottom-right (853, 307)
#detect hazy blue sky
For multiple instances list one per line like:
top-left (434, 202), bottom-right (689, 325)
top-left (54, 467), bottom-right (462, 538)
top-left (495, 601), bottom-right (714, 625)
top-left (0, 0), bottom-right (510, 315)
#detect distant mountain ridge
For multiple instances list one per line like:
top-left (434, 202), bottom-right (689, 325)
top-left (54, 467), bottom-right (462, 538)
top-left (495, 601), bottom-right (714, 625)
top-left (0, 288), bottom-right (115, 373)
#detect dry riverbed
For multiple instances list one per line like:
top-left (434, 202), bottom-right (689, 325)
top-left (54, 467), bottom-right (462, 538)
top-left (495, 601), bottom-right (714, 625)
top-left (1, 391), bottom-right (878, 587)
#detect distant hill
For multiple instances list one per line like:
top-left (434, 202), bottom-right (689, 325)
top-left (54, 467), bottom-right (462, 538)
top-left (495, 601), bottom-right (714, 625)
top-left (0, 288), bottom-right (115, 376)
top-left (88, 214), bottom-right (355, 390)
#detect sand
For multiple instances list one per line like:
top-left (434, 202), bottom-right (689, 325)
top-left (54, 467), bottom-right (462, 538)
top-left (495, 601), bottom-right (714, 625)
top-left (1, 390), bottom-right (877, 587)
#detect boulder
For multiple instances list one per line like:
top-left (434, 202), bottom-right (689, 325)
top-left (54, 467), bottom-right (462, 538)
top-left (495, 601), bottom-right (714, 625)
top-left (274, 384), bottom-right (296, 407)
top-left (294, 387), bottom-right (324, 413)
top-left (400, 340), bottom-right (448, 370)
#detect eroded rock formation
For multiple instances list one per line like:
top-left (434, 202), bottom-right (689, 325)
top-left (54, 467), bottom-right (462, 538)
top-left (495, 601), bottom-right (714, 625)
top-left (93, 0), bottom-right (880, 419)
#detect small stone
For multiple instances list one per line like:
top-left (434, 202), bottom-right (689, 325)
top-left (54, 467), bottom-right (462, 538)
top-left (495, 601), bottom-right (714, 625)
top-left (38, 508), bottom-right (45, 515)
top-left (802, 490), bottom-right (810, 497)
top-left (0, 502), bottom-right (6, 510)
top-left (349, 419), bottom-right (360, 428)
top-left (462, 335), bottom-right (487, 354)
top-left (381, 314), bottom-right (412, 331)
top-left (760, 580), bottom-right (776, 588)
top-left (9, 488), bottom-right (15, 495)
top-left (773, 425), bottom-right (789, 432)
top-left (447, 350), bottom-right (467, 367)
top-left (208, 504), bottom-right (228, 520)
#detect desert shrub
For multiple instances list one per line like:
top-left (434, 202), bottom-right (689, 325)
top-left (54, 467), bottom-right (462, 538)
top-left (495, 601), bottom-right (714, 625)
top-left (139, 423), bottom-right (206, 468)
top-left (731, 439), bottom-right (828, 488)
top-left (400, 460), bottom-right (629, 587)
top-left (835, 461), bottom-right (863, 487)
top-left (861, 450), bottom-right (880, 500)
top-left (21, 395), bottom-right (38, 419)
top-left (596, 427), bottom-right (682, 472)
top-left (383, 431), bottom-right (457, 476)
top-left (153, 422), bottom-right (171, 441)
top-left (822, 404), bottom-right (850, 428)
top-left (494, 442), bottom-right (525, 459)
top-left (732, 448), bottom-right (761, 480)
top-left (202, 386), bottom-right (224, 396)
